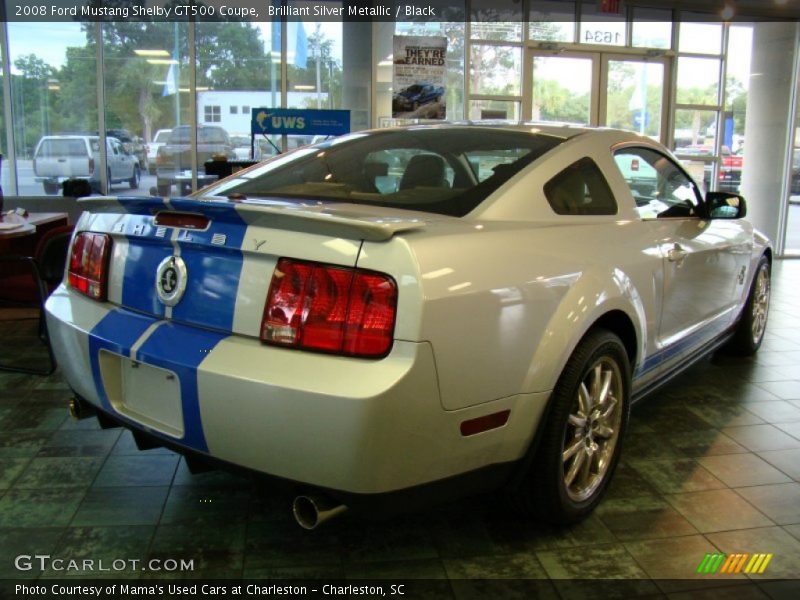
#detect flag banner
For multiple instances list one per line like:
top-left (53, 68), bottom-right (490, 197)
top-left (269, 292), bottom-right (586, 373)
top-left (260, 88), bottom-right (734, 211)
top-left (392, 35), bottom-right (448, 119)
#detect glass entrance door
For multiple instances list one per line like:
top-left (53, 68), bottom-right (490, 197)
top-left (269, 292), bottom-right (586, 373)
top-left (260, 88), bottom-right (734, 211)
top-left (602, 57), bottom-right (666, 142)
top-left (524, 50), bottom-right (668, 142)
top-left (528, 53), bottom-right (598, 125)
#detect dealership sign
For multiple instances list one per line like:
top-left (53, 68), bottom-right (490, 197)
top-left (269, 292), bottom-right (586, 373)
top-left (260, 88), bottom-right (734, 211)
top-left (251, 108), bottom-right (351, 136)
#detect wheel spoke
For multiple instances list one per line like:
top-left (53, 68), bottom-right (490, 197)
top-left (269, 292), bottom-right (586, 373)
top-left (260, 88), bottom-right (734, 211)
top-left (598, 369), bottom-right (612, 406)
top-left (563, 438), bottom-right (583, 462)
top-left (594, 424), bottom-right (614, 439)
top-left (590, 364), bottom-right (602, 404)
top-left (568, 414), bottom-right (586, 428)
top-left (564, 447), bottom-right (586, 487)
top-left (578, 383), bottom-right (592, 415)
top-left (579, 446), bottom-right (593, 485)
top-left (598, 396), bottom-right (617, 421)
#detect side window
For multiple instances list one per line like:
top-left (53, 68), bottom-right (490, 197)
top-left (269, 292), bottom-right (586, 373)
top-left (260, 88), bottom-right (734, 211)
top-left (614, 147), bottom-right (703, 219)
top-left (110, 141), bottom-right (119, 155)
top-left (544, 157), bottom-right (617, 216)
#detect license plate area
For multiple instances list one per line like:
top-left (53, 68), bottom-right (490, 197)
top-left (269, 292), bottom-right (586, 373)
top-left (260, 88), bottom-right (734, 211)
top-left (99, 350), bottom-right (184, 438)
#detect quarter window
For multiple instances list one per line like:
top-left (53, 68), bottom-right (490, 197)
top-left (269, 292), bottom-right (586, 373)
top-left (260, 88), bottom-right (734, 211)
top-left (544, 157), bottom-right (618, 216)
top-left (614, 147), bottom-right (703, 219)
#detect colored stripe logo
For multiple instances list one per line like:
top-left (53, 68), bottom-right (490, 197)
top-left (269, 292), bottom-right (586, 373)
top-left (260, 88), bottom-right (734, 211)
top-left (696, 553), bottom-right (773, 574)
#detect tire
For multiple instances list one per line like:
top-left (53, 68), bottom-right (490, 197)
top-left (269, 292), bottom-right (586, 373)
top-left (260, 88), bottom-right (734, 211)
top-left (129, 165), bottom-right (140, 189)
top-left (43, 181), bottom-right (60, 195)
top-left (727, 256), bottom-right (770, 356)
top-left (514, 329), bottom-right (631, 524)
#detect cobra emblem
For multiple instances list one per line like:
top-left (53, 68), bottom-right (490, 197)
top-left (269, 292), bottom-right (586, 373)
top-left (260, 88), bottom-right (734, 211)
top-left (156, 256), bottom-right (188, 307)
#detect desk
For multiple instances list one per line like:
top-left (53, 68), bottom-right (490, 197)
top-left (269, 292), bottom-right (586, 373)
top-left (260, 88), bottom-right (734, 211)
top-left (0, 212), bottom-right (69, 254)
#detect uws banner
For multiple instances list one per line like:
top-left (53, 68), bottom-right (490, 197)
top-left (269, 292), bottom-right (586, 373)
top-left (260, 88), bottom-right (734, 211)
top-left (392, 35), bottom-right (448, 120)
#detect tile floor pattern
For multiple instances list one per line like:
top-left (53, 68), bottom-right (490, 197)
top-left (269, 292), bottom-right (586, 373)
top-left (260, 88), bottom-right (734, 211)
top-left (1, 261), bottom-right (800, 598)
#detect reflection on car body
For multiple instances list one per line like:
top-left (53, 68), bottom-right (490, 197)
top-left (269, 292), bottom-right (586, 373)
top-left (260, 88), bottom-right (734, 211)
top-left (46, 124), bottom-right (771, 529)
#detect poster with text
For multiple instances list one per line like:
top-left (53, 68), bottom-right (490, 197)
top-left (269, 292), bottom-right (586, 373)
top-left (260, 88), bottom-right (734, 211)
top-left (392, 35), bottom-right (448, 119)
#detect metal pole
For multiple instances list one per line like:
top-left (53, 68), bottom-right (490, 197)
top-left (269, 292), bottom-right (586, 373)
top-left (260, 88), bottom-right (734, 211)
top-left (1, 17), bottom-right (19, 194)
top-left (95, 22), bottom-right (108, 195)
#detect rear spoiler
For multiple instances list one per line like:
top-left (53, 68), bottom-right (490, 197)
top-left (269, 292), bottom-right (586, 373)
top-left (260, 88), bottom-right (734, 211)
top-left (78, 196), bottom-right (426, 242)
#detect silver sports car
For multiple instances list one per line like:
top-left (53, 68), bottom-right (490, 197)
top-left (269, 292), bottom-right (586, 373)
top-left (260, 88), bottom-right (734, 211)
top-left (46, 124), bottom-right (771, 528)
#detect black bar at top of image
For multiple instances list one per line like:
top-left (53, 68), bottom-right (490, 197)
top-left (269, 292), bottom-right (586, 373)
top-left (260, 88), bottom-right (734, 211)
top-left (3, 0), bottom-right (800, 23)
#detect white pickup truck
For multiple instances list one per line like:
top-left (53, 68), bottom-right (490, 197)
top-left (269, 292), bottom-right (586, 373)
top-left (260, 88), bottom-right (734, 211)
top-left (33, 135), bottom-right (141, 195)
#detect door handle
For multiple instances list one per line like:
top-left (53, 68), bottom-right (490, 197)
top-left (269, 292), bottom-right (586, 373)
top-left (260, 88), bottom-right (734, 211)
top-left (667, 243), bottom-right (687, 264)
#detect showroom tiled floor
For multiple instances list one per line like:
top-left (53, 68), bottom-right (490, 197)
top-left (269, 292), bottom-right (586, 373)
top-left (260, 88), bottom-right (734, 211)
top-left (1, 261), bottom-right (799, 597)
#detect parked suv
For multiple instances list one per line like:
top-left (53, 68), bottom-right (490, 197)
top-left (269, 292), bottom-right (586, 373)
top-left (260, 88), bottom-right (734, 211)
top-left (33, 135), bottom-right (141, 194)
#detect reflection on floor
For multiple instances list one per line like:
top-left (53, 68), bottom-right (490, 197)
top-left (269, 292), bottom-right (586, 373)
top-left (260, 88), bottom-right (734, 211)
top-left (1, 262), bottom-right (799, 596)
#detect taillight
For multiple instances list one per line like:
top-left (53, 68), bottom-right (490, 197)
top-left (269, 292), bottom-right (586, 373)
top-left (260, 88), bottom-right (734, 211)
top-left (261, 258), bottom-right (397, 358)
top-left (68, 232), bottom-right (111, 301)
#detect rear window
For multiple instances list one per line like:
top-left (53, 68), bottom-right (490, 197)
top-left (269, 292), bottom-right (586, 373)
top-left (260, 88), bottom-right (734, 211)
top-left (153, 130), bottom-right (170, 143)
top-left (36, 139), bottom-right (88, 158)
top-left (201, 128), bottom-right (565, 217)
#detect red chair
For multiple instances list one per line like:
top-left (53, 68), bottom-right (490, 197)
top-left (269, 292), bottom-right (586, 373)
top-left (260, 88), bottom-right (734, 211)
top-left (0, 224), bottom-right (74, 375)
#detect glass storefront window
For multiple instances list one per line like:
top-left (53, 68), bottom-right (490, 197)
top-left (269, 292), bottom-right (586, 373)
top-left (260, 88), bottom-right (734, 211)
top-left (674, 109), bottom-right (718, 153)
top-left (676, 57), bottom-right (720, 106)
top-left (7, 19), bottom-right (97, 196)
top-left (468, 99), bottom-right (519, 120)
top-left (195, 20), bottom-right (275, 168)
top-left (285, 20), bottom-right (341, 110)
top-left (606, 60), bottom-right (664, 140)
top-left (631, 10), bottom-right (672, 49)
top-left (531, 55), bottom-right (592, 125)
top-left (470, 44), bottom-right (521, 96)
top-left (470, 0), bottom-right (522, 42)
top-left (529, 1), bottom-right (575, 43)
top-left (678, 20), bottom-right (723, 55)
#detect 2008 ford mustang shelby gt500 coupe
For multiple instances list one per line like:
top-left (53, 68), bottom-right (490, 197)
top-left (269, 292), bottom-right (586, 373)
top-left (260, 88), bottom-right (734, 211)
top-left (46, 124), bottom-right (771, 528)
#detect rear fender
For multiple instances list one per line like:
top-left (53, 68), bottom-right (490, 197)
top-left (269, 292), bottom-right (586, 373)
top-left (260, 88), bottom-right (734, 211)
top-left (521, 267), bottom-right (646, 394)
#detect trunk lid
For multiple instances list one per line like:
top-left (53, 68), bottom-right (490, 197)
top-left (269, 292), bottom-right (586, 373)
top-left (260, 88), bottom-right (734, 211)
top-left (76, 196), bottom-right (425, 338)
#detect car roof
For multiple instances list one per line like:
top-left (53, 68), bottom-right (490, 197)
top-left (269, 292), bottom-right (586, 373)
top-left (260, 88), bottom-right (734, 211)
top-left (370, 121), bottom-right (645, 143)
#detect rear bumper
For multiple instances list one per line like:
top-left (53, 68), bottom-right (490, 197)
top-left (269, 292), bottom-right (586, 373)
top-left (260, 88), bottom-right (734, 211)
top-left (45, 286), bottom-right (548, 495)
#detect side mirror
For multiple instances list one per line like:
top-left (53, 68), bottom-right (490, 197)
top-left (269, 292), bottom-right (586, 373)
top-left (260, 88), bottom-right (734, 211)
top-left (705, 191), bottom-right (746, 219)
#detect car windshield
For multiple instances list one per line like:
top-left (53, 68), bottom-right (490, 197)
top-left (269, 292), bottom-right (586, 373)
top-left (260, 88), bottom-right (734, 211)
top-left (153, 130), bottom-right (170, 143)
top-left (201, 128), bottom-right (565, 217)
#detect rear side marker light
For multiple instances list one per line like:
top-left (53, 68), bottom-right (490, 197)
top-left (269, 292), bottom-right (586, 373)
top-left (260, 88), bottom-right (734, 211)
top-left (68, 232), bottom-right (111, 301)
top-left (261, 258), bottom-right (398, 358)
top-left (460, 410), bottom-right (511, 436)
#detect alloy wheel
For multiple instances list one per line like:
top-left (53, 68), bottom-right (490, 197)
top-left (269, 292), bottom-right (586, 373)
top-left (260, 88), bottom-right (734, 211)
top-left (562, 357), bottom-right (623, 503)
top-left (751, 265), bottom-right (770, 344)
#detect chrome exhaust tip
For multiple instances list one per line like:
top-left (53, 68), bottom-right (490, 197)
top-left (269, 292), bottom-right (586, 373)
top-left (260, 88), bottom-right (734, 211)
top-left (68, 397), bottom-right (95, 420)
top-left (292, 494), bottom-right (347, 530)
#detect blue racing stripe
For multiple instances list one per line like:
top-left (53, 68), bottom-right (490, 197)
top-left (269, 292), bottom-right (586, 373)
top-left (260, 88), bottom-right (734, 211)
top-left (132, 322), bottom-right (228, 452)
top-left (635, 318), bottom-right (730, 378)
top-left (113, 198), bottom-right (248, 332)
top-left (88, 309), bottom-right (159, 413)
